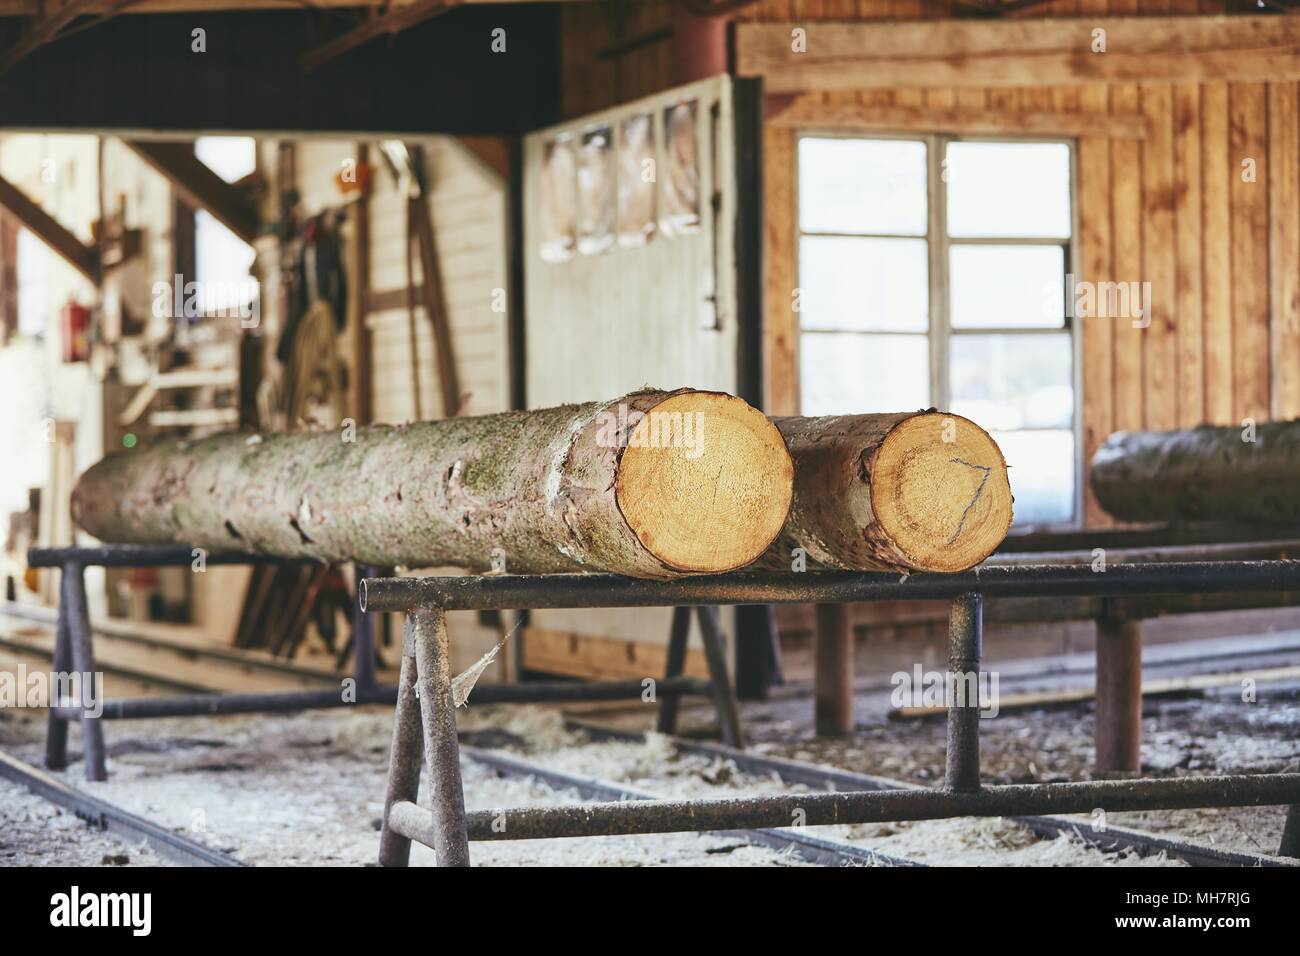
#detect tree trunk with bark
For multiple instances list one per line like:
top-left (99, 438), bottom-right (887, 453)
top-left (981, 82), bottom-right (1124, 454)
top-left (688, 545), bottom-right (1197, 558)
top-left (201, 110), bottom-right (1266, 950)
top-left (761, 411), bottom-right (1013, 573)
top-left (1091, 420), bottom-right (1300, 524)
top-left (72, 389), bottom-right (794, 579)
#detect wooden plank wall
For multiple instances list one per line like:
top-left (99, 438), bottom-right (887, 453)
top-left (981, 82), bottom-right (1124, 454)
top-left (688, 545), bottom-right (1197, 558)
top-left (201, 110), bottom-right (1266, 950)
top-left (562, 1), bottom-right (1300, 527)
top-left (291, 137), bottom-right (511, 423)
top-left (561, 1), bottom-right (675, 118)
top-left (291, 137), bottom-right (512, 679)
top-left (366, 139), bottom-right (511, 421)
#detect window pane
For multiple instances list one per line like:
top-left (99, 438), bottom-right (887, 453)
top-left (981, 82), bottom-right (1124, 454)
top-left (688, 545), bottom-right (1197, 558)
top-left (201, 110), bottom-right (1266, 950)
top-left (950, 333), bottom-right (1072, 430)
top-left (800, 236), bottom-right (928, 333)
top-left (799, 138), bottom-right (927, 236)
top-left (950, 244), bottom-right (1065, 329)
top-left (196, 210), bottom-right (257, 288)
top-left (801, 333), bottom-right (929, 415)
top-left (946, 142), bottom-right (1070, 239)
top-left (991, 429), bottom-right (1075, 526)
top-left (196, 136), bottom-right (256, 184)
top-left (16, 229), bottom-right (51, 337)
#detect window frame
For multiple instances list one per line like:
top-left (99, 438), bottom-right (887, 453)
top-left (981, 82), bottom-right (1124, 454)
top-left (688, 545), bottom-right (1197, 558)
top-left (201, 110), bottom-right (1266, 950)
top-left (794, 130), bottom-right (1084, 530)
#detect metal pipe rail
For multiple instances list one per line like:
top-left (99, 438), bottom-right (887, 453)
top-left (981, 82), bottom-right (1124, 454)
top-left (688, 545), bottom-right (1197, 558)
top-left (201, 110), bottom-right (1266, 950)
top-left (20, 544), bottom-right (737, 781)
top-left (365, 562), bottom-right (1300, 867)
top-left (359, 559), bottom-right (1300, 612)
top-left (47, 675), bottom-right (710, 721)
top-left (27, 544), bottom-right (284, 568)
top-left (387, 774), bottom-right (1300, 843)
top-left (459, 744), bottom-right (920, 866)
top-left (568, 719), bottom-right (1296, 867)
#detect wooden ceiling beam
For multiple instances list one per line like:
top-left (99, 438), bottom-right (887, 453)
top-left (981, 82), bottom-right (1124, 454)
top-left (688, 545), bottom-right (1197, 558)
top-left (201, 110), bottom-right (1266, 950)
top-left (456, 136), bottom-right (510, 181)
top-left (125, 140), bottom-right (261, 245)
top-left (0, 174), bottom-right (100, 284)
top-left (0, 0), bottom-right (105, 75)
top-left (0, 0), bottom-right (591, 10)
top-left (300, 0), bottom-right (460, 72)
top-left (0, 0), bottom-right (150, 77)
top-left (765, 94), bottom-right (1152, 139)
top-left (738, 15), bottom-right (1300, 91)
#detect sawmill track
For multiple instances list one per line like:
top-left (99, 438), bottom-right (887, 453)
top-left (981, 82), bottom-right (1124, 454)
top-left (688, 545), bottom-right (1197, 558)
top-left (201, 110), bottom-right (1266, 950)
top-left (0, 601), bottom-right (343, 695)
top-left (0, 632), bottom-right (215, 695)
top-left (0, 748), bottom-right (244, 867)
top-left (460, 744), bottom-right (922, 867)
top-left (568, 720), bottom-right (1295, 868)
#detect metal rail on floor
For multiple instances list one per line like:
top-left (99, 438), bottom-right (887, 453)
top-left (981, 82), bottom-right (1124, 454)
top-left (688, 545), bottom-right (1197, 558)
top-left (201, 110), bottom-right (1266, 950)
top-left (461, 745), bottom-right (920, 867)
top-left (361, 562), bottom-right (1300, 867)
top-left (22, 544), bottom-right (741, 781)
top-left (0, 748), bottom-right (244, 867)
top-left (568, 720), bottom-right (1295, 868)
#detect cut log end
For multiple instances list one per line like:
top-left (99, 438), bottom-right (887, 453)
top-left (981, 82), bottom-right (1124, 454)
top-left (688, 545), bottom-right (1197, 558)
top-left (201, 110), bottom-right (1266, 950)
top-left (615, 391), bottom-right (794, 574)
top-left (872, 413), bottom-right (1013, 573)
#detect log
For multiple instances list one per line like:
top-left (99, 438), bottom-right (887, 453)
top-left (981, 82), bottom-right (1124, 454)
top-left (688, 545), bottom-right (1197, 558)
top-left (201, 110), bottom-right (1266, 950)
top-left (71, 389), bottom-right (794, 579)
top-left (1091, 421), bottom-right (1300, 524)
top-left (763, 412), bottom-right (1013, 573)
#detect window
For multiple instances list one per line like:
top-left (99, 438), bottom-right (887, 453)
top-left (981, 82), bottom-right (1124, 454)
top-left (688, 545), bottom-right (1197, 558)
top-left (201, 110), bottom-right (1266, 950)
top-left (194, 138), bottom-right (257, 292)
top-left (797, 135), bottom-right (1076, 526)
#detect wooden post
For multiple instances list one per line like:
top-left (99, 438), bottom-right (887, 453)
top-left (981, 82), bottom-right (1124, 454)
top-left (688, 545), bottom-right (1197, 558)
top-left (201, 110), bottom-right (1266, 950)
top-left (813, 604), bottom-right (854, 737)
top-left (352, 142), bottom-right (373, 426)
top-left (670, 3), bottom-right (727, 86)
top-left (734, 605), bottom-right (776, 700)
top-left (1095, 614), bottom-right (1143, 773)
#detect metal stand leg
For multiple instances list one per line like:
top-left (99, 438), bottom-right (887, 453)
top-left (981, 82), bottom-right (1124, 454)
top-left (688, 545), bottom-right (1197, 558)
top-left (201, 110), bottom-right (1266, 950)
top-left (1096, 613), bottom-right (1142, 774)
top-left (655, 607), bottom-right (691, 735)
top-left (63, 562), bottom-right (107, 781)
top-left (412, 607), bottom-right (470, 867)
top-left (945, 592), bottom-right (982, 792)
top-left (814, 603), bottom-right (853, 737)
top-left (694, 605), bottom-right (745, 749)
top-left (43, 591), bottom-right (72, 770)
top-left (352, 564), bottom-right (377, 691)
top-left (378, 618), bottom-right (423, 867)
top-left (1280, 804), bottom-right (1300, 858)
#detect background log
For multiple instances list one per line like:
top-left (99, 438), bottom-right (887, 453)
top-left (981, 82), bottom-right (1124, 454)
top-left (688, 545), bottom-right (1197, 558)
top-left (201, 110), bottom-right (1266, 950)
top-left (1091, 420), bottom-right (1300, 524)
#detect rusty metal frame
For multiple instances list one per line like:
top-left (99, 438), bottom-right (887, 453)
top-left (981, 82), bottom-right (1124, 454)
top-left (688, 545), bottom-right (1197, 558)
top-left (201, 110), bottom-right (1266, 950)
top-left (363, 561), bottom-right (1300, 866)
top-left (568, 718), bottom-right (1297, 867)
top-left (21, 544), bottom-right (741, 780)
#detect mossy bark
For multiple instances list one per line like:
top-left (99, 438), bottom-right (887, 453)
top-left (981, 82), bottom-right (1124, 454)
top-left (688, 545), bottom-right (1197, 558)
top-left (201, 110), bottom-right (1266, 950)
top-left (71, 389), bottom-right (735, 578)
top-left (1091, 421), bottom-right (1300, 524)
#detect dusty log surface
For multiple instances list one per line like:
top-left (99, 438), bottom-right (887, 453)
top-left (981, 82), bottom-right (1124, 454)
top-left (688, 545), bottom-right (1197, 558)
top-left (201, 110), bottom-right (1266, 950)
top-left (761, 411), bottom-right (1013, 573)
top-left (71, 389), bottom-right (794, 579)
top-left (1092, 421), bottom-right (1300, 524)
